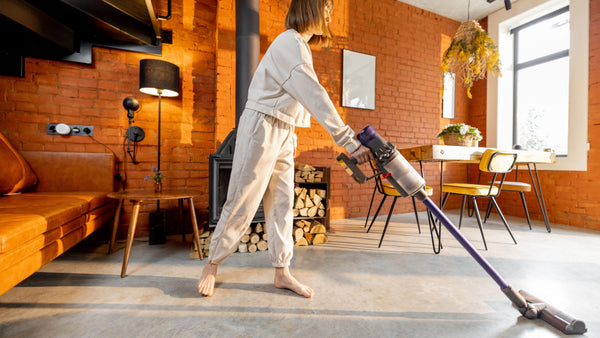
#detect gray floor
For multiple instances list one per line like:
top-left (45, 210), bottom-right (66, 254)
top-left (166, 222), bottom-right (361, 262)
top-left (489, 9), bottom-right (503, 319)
top-left (0, 210), bottom-right (598, 338)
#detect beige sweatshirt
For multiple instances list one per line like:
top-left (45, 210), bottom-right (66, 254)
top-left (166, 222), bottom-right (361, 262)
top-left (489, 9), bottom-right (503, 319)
top-left (245, 29), bottom-right (361, 154)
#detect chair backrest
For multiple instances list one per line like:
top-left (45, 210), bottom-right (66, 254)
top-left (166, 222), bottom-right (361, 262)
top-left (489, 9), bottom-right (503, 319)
top-left (479, 149), bottom-right (517, 173)
top-left (479, 149), bottom-right (517, 196)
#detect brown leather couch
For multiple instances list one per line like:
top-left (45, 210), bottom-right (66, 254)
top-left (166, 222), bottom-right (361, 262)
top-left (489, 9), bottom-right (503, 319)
top-left (0, 151), bottom-right (115, 295)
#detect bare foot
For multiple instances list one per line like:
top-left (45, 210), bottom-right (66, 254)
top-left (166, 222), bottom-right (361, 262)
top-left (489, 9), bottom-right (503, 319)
top-left (274, 267), bottom-right (313, 298)
top-left (198, 261), bottom-right (218, 297)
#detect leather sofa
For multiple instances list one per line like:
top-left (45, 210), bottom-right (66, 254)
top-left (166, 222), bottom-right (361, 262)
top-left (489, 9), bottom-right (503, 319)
top-left (0, 150), bottom-right (115, 296)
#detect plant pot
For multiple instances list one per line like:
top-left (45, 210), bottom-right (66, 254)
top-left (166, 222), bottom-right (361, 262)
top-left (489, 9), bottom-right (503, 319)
top-left (443, 133), bottom-right (474, 146)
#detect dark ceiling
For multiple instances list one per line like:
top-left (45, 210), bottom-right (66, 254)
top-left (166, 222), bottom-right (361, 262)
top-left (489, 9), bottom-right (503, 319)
top-left (0, 0), bottom-right (164, 76)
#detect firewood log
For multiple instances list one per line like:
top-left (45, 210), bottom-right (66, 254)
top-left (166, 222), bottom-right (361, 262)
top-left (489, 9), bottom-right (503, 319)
top-left (257, 240), bottom-right (268, 251)
top-left (254, 223), bottom-right (263, 233)
top-left (294, 197), bottom-right (304, 209)
top-left (313, 194), bottom-right (322, 207)
top-left (304, 233), bottom-right (313, 243)
top-left (294, 237), bottom-right (308, 246)
top-left (312, 233), bottom-right (328, 245)
top-left (248, 243), bottom-right (257, 253)
top-left (240, 234), bottom-right (250, 243)
top-left (310, 223), bottom-right (327, 234)
top-left (299, 208), bottom-right (308, 216)
top-left (250, 233), bottom-right (260, 244)
top-left (294, 227), bottom-right (305, 242)
top-left (307, 206), bottom-right (318, 217)
top-left (238, 243), bottom-right (248, 253)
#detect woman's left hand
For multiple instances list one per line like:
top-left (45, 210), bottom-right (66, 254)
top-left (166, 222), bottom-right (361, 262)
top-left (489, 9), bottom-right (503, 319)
top-left (351, 145), bottom-right (373, 164)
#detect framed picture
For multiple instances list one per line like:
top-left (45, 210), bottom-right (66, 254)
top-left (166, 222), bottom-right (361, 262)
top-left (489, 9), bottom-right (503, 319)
top-left (342, 50), bottom-right (376, 110)
top-left (442, 72), bottom-right (455, 119)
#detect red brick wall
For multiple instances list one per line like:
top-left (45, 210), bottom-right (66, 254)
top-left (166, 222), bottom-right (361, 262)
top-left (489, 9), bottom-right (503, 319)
top-left (1, 0), bottom-right (598, 237)
top-left (215, 0), bottom-right (469, 221)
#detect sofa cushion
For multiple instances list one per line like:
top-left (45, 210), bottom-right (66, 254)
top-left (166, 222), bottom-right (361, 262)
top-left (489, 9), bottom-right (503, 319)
top-left (0, 132), bottom-right (38, 194)
top-left (0, 192), bottom-right (109, 253)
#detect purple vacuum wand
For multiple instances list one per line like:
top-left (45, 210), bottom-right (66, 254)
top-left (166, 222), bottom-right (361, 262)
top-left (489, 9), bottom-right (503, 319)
top-left (336, 125), bottom-right (586, 335)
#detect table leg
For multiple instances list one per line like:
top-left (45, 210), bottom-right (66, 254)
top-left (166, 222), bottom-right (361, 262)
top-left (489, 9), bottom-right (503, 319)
top-left (187, 197), bottom-right (203, 260)
top-left (108, 199), bottom-right (124, 254)
top-left (527, 163), bottom-right (551, 232)
top-left (179, 199), bottom-right (185, 241)
top-left (121, 200), bottom-right (141, 278)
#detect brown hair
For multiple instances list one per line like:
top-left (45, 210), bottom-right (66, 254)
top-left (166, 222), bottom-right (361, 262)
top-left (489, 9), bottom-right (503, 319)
top-left (285, 0), bottom-right (333, 47)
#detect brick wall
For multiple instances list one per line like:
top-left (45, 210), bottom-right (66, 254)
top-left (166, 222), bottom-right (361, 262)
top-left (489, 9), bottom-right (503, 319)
top-left (215, 0), bottom-right (469, 221)
top-left (1, 0), bottom-right (598, 237)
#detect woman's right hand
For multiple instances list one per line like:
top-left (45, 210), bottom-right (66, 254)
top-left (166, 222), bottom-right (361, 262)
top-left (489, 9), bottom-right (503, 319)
top-left (351, 145), bottom-right (373, 165)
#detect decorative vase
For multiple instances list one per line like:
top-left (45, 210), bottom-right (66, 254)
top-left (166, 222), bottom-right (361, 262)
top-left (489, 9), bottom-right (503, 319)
top-left (154, 180), bottom-right (163, 193)
top-left (443, 133), bottom-right (474, 146)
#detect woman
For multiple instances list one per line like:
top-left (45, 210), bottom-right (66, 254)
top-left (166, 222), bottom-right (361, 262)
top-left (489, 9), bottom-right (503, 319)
top-left (198, 0), bottom-right (372, 298)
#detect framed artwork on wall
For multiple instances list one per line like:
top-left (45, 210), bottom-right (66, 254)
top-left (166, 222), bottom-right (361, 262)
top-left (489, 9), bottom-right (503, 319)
top-left (442, 72), bottom-right (455, 119)
top-left (342, 50), bottom-right (376, 110)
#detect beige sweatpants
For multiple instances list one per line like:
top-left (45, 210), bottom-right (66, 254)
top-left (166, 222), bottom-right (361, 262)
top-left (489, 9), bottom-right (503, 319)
top-left (208, 109), bottom-right (295, 267)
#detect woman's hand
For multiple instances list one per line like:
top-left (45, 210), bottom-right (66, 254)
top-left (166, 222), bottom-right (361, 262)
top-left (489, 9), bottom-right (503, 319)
top-left (351, 145), bottom-right (373, 164)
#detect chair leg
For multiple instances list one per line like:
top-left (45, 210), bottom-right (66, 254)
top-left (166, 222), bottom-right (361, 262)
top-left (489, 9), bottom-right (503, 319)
top-left (364, 184), bottom-right (378, 229)
top-left (458, 195), bottom-right (467, 229)
top-left (490, 197), bottom-right (518, 245)
top-left (484, 199), bottom-right (493, 223)
top-left (471, 196), bottom-right (488, 250)
top-left (519, 192), bottom-right (532, 230)
top-left (411, 196), bottom-right (422, 234)
top-left (427, 210), bottom-right (442, 254)
top-left (378, 197), bottom-right (398, 248)
top-left (441, 192), bottom-right (450, 209)
top-left (367, 195), bottom-right (387, 233)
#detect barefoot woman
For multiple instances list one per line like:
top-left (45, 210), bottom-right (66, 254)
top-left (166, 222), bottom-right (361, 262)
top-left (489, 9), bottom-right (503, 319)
top-left (198, 0), bottom-right (371, 298)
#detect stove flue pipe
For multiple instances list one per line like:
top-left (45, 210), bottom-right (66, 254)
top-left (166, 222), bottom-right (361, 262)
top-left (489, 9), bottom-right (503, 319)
top-left (235, 0), bottom-right (260, 128)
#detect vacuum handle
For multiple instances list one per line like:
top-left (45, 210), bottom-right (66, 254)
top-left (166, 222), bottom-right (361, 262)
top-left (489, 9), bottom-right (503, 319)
top-left (336, 153), bottom-right (367, 184)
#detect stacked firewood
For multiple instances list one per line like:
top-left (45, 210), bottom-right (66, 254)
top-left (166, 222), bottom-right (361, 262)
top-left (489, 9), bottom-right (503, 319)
top-left (295, 163), bottom-right (324, 182)
top-left (235, 222), bottom-right (268, 253)
top-left (293, 187), bottom-right (326, 217)
top-left (191, 230), bottom-right (212, 259)
top-left (293, 220), bottom-right (328, 246)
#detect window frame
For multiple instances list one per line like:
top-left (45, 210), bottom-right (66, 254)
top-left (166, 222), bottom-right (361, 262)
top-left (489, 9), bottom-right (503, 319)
top-left (486, 0), bottom-right (589, 171)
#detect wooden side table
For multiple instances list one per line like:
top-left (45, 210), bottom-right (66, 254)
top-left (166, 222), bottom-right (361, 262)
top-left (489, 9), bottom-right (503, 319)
top-left (107, 189), bottom-right (204, 277)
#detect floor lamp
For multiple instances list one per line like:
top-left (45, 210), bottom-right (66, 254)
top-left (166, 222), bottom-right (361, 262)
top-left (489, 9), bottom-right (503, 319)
top-left (139, 59), bottom-right (180, 244)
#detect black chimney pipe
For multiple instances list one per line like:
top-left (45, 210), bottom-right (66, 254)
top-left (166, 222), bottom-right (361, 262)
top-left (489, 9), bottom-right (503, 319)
top-left (235, 0), bottom-right (260, 128)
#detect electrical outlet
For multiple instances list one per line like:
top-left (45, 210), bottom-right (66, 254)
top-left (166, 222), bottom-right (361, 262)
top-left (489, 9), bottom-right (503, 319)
top-left (47, 123), bottom-right (94, 136)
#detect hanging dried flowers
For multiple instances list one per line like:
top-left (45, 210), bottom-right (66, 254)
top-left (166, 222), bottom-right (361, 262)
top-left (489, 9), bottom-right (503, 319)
top-left (441, 20), bottom-right (501, 99)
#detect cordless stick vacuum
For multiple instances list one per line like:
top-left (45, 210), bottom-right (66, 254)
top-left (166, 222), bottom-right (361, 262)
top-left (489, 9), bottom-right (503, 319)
top-left (337, 125), bottom-right (587, 335)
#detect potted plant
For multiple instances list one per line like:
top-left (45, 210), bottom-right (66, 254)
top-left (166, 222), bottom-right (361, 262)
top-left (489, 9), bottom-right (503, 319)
top-left (437, 123), bottom-right (482, 146)
top-left (145, 166), bottom-right (166, 193)
top-left (441, 20), bottom-right (501, 99)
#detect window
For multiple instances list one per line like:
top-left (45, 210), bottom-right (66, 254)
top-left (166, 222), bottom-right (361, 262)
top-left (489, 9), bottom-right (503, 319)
top-left (512, 7), bottom-right (570, 155)
top-left (487, 0), bottom-right (589, 171)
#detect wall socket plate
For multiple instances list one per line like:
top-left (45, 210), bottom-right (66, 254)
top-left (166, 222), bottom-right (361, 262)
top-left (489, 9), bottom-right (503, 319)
top-left (47, 123), bottom-right (94, 136)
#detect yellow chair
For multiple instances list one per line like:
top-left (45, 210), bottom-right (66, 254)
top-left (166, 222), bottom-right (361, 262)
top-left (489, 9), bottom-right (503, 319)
top-left (365, 161), bottom-right (436, 249)
top-left (441, 149), bottom-right (518, 250)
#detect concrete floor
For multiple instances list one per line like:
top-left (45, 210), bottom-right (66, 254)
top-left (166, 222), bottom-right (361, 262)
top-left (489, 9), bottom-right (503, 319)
top-left (0, 210), bottom-right (598, 337)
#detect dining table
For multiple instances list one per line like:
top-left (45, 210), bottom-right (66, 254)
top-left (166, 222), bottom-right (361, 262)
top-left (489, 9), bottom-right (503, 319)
top-left (398, 144), bottom-right (555, 233)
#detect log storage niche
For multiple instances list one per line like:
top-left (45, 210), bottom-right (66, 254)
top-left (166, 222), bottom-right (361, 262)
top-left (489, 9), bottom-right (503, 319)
top-left (293, 164), bottom-right (330, 246)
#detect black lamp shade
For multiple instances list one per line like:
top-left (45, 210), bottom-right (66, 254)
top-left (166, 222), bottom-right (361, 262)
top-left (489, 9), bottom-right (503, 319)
top-left (139, 59), bottom-right (180, 97)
